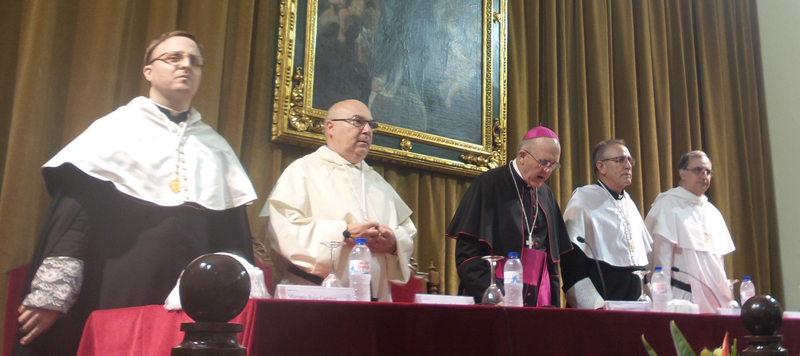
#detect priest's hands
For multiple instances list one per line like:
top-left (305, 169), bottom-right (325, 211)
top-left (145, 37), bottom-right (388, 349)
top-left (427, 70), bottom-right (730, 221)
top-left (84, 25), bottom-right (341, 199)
top-left (347, 221), bottom-right (380, 238)
top-left (367, 225), bottom-right (397, 254)
top-left (17, 305), bottom-right (60, 345)
top-left (345, 221), bottom-right (397, 254)
top-left (346, 221), bottom-right (379, 247)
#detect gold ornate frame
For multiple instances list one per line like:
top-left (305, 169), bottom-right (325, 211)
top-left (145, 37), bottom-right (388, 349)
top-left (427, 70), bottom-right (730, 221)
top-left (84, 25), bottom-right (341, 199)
top-left (271, 0), bottom-right (507, 177)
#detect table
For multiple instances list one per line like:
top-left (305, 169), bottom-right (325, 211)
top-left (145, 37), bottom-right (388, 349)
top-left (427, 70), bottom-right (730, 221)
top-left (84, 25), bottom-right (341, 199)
top-left (77, 299), bottom-right (799, 356)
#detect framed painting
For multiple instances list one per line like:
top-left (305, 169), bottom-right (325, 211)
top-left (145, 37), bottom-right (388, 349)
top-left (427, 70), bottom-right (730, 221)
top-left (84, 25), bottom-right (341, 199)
top-left (271, 0), bottom-right (508, 177)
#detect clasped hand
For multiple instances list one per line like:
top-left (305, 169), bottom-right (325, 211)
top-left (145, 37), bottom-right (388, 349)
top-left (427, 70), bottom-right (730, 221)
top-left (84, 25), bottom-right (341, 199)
top-left (346, 221), bottom-right (397, 254)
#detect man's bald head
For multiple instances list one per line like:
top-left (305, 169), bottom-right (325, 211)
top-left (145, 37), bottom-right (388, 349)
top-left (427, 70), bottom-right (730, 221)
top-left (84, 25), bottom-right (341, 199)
top-left (324, 100), bottom-right (375, 164)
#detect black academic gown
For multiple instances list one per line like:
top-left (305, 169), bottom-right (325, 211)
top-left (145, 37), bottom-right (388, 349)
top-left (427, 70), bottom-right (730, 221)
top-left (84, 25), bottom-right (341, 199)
top-left (560, 244), bottom-right (643, 303)
top-left (447, 163), bottom-right (572, 306)
top-left (14, 165), bottom-right (254, 356)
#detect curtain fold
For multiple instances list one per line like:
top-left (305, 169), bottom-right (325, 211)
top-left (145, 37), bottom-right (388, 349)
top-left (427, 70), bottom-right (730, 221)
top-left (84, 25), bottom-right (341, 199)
top-left (0, 0), bottom-right (779, 343)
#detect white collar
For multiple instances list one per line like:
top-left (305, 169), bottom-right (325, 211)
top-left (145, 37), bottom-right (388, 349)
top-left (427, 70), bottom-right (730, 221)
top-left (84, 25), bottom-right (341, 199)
top-left (322, 146), bottom-right (369, 171)
top-left (511, 159), bottom-right (523, 179)
top-left (667, 185), bottom-right (708, 205)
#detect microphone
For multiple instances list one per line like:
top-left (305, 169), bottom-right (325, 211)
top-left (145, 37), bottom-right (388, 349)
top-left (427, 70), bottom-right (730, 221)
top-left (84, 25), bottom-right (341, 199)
top-left (670, 267), bottom-right (723, 309)
top-left (576, 236), bottom-right (607, 300)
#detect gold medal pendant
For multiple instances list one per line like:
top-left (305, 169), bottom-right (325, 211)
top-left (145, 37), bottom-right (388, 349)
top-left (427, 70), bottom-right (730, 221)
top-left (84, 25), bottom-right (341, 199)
top-left (630, 242), bottom-right (635, 252)
top-left (169, 174), bottom-right (181, 194)
top-left (704, 234), bottom-right (710, 245)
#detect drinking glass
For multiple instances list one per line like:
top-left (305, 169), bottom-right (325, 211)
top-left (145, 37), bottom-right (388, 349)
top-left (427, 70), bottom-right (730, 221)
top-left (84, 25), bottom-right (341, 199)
top-left (633, 269), bottom-right (651, 302)
top-left (726, 279), bottom-right (740, 308)
top-left (320, 241), bottom-right (347, 288)
top-left (481, 255), bottom-right (504, 306)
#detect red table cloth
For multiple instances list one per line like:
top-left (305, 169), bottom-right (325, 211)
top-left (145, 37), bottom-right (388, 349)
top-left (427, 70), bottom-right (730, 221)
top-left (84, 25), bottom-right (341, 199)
top-left (78, 299), bottom-right (799, 356)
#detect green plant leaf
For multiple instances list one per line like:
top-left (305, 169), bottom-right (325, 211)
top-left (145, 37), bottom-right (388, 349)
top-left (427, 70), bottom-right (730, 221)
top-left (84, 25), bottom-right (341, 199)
top-left (730, 339), bottom-right (737, 356)
top-left (670, 320), bottom-right (698, 356)
top-left (642, 334), bottom-right (659, 356)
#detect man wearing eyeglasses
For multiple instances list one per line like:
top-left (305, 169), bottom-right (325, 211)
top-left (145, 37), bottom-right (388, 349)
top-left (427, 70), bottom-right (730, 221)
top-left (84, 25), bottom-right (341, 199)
top-left (644, 150), bottom-right (735, 313)
top-left (447, 126), bottom-right (572, 306)
top-left (561, 139), bottom-right (652, 308)
top-left (261, 99), bottom-right (416, 301)
top-left (14, 31), bottom-right (257, 356)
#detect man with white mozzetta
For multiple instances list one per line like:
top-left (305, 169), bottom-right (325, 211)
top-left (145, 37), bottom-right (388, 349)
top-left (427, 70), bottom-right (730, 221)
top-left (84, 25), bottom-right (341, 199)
top-left (261, 99), bottom-right (415, 301)
top-left (645, 150), bottom-right (735, 313)
top-left (561, 139), bottom-right (652, 308)
top-left (15, 31), bottom-right (257, 356)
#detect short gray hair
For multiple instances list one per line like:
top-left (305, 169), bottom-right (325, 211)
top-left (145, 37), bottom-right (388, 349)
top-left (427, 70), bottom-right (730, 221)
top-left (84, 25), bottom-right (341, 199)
top-left (517, 137), bottom-right (560, 153)
top-left (678, 150), bottom-right (709, 170)
top-left (517, 138), bottom-right (531, 152)
top-left (592, 139), bottom-right (626, 174)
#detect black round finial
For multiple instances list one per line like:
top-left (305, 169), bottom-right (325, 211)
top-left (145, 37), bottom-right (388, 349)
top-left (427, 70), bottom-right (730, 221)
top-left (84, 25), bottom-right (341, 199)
top-left (179, 254), bottom-right (251, 323)
top-left (741, 295), bottom-right (783, 336)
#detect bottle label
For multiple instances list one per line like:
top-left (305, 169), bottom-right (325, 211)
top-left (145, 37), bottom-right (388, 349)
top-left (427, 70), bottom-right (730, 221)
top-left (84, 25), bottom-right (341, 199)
top-left (652, 283), bottom-right (668, 294)
top-left (349, 260), bottom-right (370, 275)
top-left (504, 271), bottom-right (522, 285)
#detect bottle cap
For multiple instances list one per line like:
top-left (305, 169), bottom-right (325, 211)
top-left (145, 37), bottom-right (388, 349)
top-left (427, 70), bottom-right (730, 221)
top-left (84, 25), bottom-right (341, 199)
top-left (508, 252), bottom-right (518, 259)
top-left (355, 238), bottom-right (367, 244)
top-left (654, 266), bottom-right (662, 272)
top-left (743, 276), bottom-right (751, 282)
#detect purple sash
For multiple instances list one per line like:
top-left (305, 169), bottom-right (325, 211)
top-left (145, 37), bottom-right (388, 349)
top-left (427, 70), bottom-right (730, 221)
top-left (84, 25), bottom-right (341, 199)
top-left (495, 248), bottom-right (551, 306)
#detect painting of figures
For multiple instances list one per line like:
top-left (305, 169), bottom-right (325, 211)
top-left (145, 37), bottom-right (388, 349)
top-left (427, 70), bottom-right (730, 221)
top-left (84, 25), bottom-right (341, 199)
top-left (312, 0), bottom-right (483, 143)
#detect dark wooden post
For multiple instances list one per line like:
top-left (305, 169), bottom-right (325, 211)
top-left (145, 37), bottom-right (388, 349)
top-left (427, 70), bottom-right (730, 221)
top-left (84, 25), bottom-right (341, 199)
top-left (172, 254), bottom-right (251, 356)
top-left (740, 295), bottom-right (787, 356)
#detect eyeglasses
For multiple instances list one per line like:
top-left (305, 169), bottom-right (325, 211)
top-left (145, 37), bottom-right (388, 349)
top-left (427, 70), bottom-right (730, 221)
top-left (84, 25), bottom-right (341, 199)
top-left (683, 167), bottom-right (714, 177)
top-left (330, 116), bottom-right (379, 129)
top-left (148, 51), bottom-right (205, 68)
top-left (601, 155), bottom-right (636, 166)
top-left (523, 149), bottom-right (561, 171)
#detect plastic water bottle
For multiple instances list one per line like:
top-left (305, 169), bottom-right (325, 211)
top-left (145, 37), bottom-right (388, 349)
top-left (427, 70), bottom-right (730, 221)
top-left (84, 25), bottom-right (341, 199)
top-left (650, 266), bottom-right (669, 312)
top-left (740, 276), bottom-right (756, 306)
top-left (504, 252), bottom-right (523, 307)
top-left (348, 238), bottom-right (372, 301)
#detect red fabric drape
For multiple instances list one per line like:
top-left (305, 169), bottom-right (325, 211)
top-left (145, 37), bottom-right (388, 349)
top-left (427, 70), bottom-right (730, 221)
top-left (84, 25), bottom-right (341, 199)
top-left (77, 299), bottom-right (800, 356)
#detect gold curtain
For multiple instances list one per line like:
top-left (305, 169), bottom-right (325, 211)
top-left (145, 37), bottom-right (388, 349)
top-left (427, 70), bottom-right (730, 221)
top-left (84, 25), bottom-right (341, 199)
top-left (0, 0), bottom-right (780, 342)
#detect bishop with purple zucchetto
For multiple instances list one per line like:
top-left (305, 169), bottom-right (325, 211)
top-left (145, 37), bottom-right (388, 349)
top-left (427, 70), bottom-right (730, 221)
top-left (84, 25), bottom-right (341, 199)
top-left (446, 126), bottom-right (572, 307)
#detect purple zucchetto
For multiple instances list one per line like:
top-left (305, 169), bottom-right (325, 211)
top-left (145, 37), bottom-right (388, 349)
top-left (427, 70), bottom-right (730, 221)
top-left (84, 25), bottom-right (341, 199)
top-left (523, 126), bottom-right (559, 141)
